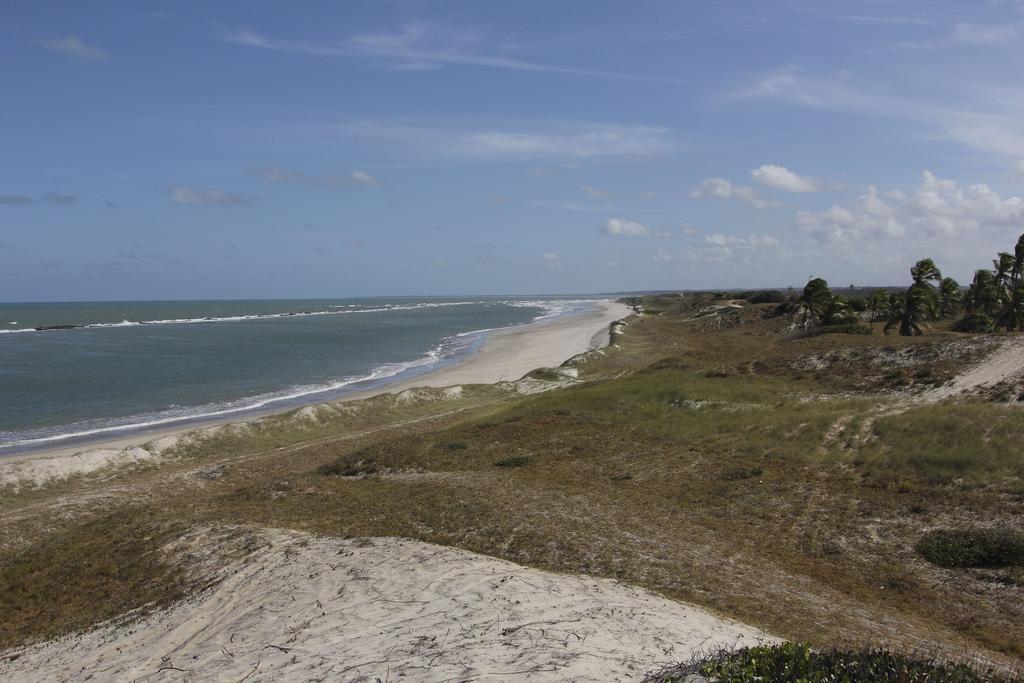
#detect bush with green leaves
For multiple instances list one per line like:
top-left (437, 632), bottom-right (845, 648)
top-left (916, 528), bottom-right (1024, 568)
top-left (646, 642), bottom-right (1009, 682)
top-left (808, 322), bottom-right (873, 336)
top-left (953, 313), bottom-right (996, 333)
top-left (494, 455), bottom-right (531, 468)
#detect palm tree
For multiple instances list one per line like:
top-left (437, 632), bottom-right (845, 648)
top-left (881, 292), bottom-right (905, 334)
top-left (795, 277), bottom-right (833, 328)
top-left (890, 258), bottom-right (942, 336)
top-left (910, 258), bottom-right (942, 288)
top-left (868, 290), bottom-right (889, 324)
top-left (822, 295), bottom-right (856, 325)
top-left (997, 235), bottom-right (1024, 331)
top-left (966, 269), bottom-right (1000, 317)
top-left (938, 277), bottom-right (962, 318)
top-left (994, 252), bottom-right (1015, 292)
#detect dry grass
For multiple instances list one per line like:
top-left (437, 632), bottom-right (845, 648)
top-left (1, 292), bottom-right (1022, 669)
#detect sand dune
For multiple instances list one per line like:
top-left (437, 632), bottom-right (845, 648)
top-left (1, 529), bottom-right (769, 682)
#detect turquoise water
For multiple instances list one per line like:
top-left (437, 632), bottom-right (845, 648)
top-left (0, 297), bottom-right (597, 453)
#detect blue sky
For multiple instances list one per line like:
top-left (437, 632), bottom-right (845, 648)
top-left (2, 1), bottom-right (1024, 300)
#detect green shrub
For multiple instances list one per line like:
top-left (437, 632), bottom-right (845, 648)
top-left (742, 290), bottom-right (785, 304)
top-left (446, 442), bottom-right (467, 450)
top-left (526, 367), bottom-right (563, 381)
top-left (809, 322), bottom-right (873, 336)
top-left (494, 455), bottom-right (531, 468)
top-left (916, 528), bottom-right (1024, 568)
top-left (722, 466), bottom-right (762, 481)
top-left (646, 642), bottom-right (1007, 682)
top-left (317, 448), bottom-right (379, 476)
top-left (953, 314), bottom-right (995, 333)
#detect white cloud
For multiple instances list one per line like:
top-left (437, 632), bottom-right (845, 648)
top-left (348, 170), bottom-right (379, 186)
top-left (705, 233), bottom-right (779, 247)
top-left (751, 164), bottom-right (820, 193)
top-left (679, 223), bottom-right (699, 236)
top-left (542, 252), bottom-right (562, 269)
top-left (255, 167), bottom-right (379, 187)
top-left (904, 171), bottom-right (1024, 236)
top-left (796, 186), bottom-right (905, 243)
top-left (796, 171), bottom-right (1024, 243)
top-left (1016, 160), bottom-right (1024, 176)
top-left (691, 177), bottom-right (777, 209)
top-left (41, 36), bottom-right (106, 60)
top-left (602, 218), bottom-right (650, 236)
top-left (583, 184), bottom-right (611, 198)
top-left (170, 186), bottom-right (248, 207)
top-left (345, 122), bottom-right (670, 161)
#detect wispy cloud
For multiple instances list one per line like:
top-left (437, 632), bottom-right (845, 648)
top-left (0, 192), bottom-right (77, 206)
top-left (42, 192), bottom-right (77, 204)
top-left (836, 15), bottom-right (933, 27)
top-left (40, 36), bottom-right (107, 60)
top-left (0, 194), bottom-right (37, 206)
top-left (223, 23), bottom-right (687, 82)
top-left (951, 22), bottom-right (1019, 46)
top-left (170, 186), bottom-right (249, 207)
top-left (542, 252), bottom-right (562, 269)
top-left (691, 177), bottom-right (777, 209)
top-left (731, 68), bottom-right (1024, 158)
top-left (254, 167), bottom-right (380, 187)
top-left (343, 122), bottom-right (670, 161)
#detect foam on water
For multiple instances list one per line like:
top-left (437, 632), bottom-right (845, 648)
top-left (0, 298), bottom-right (602, 451)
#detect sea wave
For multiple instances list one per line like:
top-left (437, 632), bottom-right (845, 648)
top-left (0, 323), bottom-right (491, 449)
top-left (0, 300), bottom-right (489, 334)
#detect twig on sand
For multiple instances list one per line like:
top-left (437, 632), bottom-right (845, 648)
top-left (263, 644), bottom-right (292, 654)
top-left (236, 658), bottom-right (261, 683)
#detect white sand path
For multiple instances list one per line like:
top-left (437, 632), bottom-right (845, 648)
top-left (0, 530), bottom-right (769, 682)
top-left (921, 335), bottom-right (1024, 402)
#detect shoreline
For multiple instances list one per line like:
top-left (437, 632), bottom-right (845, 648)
top-left (1, 300), bottom-right (631, 467)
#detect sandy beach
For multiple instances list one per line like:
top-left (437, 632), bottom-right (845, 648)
top-left (0, 300), bottom-right (632, 486)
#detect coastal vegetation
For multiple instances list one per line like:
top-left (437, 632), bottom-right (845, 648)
top-left (781, 232), bottom-right (1024, 339)
top-left (648, 643), bottom-right (1012, 682)
top-left (2, 285), bottom-right (1023, 675)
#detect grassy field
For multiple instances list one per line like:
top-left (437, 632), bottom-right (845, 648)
top-left (1, 293), bottom-right (1022, 670)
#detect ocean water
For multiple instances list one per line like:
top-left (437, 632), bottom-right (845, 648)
top-left (0, 297), bottom-right (598, 453)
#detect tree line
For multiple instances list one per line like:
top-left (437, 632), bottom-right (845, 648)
top-left (785, 233), bottom-right (1024, 336)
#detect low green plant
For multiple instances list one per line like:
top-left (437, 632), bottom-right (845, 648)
top-left (808, 322), bottom-right (873, 336)
top-left (494, 455), bottom-right (531, 468)
top-left (317, 448), bottom-right (379, 476)
top-left (526, 367), bottom-right (563, 381)
top-left (953, 313), bottom-right (996, 333)
top-left (722, 466), bottom-right (762, 481)
top-left (916, 528), bottom-right (1024, 568)
top-left (647, 642), bottom-right (1008, 682)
